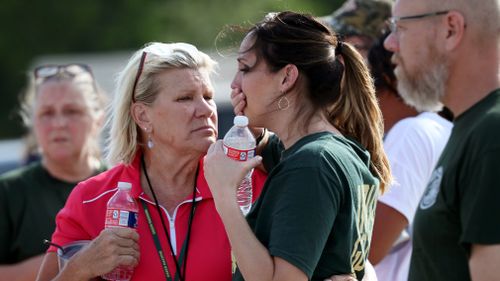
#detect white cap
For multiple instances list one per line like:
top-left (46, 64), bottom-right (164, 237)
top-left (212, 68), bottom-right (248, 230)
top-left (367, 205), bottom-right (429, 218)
top-left (117, 181), bottom-right (132, 190)
top-left (234, 115), bottom-right (249, 127)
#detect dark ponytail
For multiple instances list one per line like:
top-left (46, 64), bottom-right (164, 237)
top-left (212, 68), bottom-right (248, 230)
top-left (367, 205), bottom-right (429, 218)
top-left (245, 11), bottom-right (391, 191)
top-left (330, 42), bottom-right (390, 191)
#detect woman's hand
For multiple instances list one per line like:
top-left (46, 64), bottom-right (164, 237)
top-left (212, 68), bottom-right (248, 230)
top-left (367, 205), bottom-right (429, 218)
top-left (204, 140), bottom-right (262, 212)
top-left (64, 227), bottom-right (140, 279)
top-left (324, 259), bottom-right (378, 281)
top-left (230, 88), bottom-right (266, 143)
top-left (231, 88), bottom-right (247, 116)
top-left (37, 228), bottom-right (140, 281)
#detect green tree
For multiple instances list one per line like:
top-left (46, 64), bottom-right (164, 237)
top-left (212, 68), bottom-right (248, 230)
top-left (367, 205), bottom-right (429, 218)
top-left (0, 0), bottom-right (342, 139)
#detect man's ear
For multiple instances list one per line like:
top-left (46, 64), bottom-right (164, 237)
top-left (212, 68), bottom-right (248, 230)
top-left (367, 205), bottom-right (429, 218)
top-left (130, 102), bottom-right (152, 131)
top-left (280, 64), bottom-right (299, 93)
top-left (444, 11), bottom-right (466, 51)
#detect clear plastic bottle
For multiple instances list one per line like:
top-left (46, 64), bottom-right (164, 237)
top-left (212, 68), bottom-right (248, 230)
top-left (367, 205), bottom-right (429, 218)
top-left (223, 115), bottom-right (256, 216)
top-left (102, 182), bottom-right (138, 281)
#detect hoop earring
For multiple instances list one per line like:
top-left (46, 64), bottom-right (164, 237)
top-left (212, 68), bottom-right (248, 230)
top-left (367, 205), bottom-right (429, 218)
top-left (277, 96), bottom-right (290, 111)
top-left (145, 127), bottom-right (154, 149)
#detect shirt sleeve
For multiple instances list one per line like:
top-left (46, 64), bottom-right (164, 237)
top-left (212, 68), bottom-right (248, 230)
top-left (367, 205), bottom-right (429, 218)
top-left (251, 168), bottom-right (267, 202)
top-left (379, 120), bottom-right (437, 224)
top-left (266, 166), bottom-right (341, 278)
top-left (49, 183), bottom-right (93, 252)
top-left (460, 147), bottom-right (500, 246)
top-left (261, 133), bottom-right (284, 173)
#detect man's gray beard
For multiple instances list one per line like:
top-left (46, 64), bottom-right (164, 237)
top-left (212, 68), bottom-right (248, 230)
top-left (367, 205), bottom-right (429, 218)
top-left (396, 60), bottom-right (447, 112)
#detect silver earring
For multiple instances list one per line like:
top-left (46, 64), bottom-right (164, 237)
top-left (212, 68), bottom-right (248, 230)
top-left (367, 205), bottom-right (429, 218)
top-left (145, 127), bottom-right (154, 149)
top-left (147, 134), bottom-right (154, 149)
top-left (278, 96), bottom-right (290, 110)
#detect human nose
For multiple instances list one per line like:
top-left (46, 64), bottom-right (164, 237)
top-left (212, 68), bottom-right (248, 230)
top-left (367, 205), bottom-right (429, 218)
top-left (384, 31), bottom-right (398, 53)
top-left (51, 113), bottom-right (69, 127)
top-left (231, 71), bottom-right (241, 90)
top-left (196, 97), bottom-right (216, 118)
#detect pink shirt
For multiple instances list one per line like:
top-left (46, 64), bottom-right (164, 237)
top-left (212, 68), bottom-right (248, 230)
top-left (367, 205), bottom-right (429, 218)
top-left (49, 153), bottom-right (266, 281)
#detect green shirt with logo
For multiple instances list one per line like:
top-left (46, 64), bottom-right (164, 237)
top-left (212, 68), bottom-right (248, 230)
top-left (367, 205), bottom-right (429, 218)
top-left (234, 132), bottom-right (379, 280)
top-left (409, 89), bottom-right (500, 280)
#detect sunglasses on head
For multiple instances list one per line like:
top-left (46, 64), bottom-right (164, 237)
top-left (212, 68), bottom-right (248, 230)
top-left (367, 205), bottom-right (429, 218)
top-left (131, 43), bottom-right (200, 103)
top-left (34, 63), bottom-right (98, 93)
top-left (34, 63), bottom-right (94, 80)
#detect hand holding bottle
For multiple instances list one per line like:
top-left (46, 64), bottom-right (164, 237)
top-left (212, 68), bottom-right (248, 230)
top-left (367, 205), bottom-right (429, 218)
top-left (102, 182), bottom-right (139, 281)
top-left (60, 227), bottom-right (140, 280)
top-left (204, 140), bottom-right (262, 214)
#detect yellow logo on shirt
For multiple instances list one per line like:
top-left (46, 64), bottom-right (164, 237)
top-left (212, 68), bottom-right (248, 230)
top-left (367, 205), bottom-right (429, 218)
top-left (351, 184), bottom-right (378, 273)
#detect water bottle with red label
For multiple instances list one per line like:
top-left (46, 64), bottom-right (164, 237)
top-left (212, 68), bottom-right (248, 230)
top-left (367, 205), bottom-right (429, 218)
top-left (223, 116), bottom-right (256, 216)
top-left (102, 181), bottom-right (138, 281)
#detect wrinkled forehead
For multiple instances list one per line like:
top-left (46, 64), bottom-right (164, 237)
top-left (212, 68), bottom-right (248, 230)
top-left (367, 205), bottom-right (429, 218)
top-left (196, 68), bottom-right (215, 91)
top-left (157, 67), bottom-right (214, 94)
top-left (37, 79), bottom-right (86, 95)
top-left (35, 80), bottom-right (89, 106)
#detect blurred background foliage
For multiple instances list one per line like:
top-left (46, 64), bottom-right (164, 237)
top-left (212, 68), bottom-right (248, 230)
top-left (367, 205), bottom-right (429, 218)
top-left (0, 0), bottom-right (343, 139)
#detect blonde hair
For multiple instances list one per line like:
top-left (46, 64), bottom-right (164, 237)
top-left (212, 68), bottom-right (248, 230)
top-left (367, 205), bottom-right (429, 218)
top-left (106, 42), bottom-right (217, 165)
top-left (19, 69), bottom-right (107, 161)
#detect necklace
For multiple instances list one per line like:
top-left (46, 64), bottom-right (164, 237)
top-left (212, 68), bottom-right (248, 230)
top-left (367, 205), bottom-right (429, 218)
top-left (141, 155), bottom-right (197, 281)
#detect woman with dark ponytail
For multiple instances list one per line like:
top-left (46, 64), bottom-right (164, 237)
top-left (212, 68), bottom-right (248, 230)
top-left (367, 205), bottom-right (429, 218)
top-left (204, 11), bottom-right (390, 281)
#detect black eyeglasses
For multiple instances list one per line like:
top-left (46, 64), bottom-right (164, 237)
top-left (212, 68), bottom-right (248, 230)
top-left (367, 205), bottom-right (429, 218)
top-left (34, 63), bottom-right (94, 80)
top-left (387, 11), bottom-right (449, 34)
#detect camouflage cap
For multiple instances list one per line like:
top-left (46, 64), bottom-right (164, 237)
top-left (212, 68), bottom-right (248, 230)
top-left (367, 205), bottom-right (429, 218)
top-left (319, 0), bottom-right (393, 40)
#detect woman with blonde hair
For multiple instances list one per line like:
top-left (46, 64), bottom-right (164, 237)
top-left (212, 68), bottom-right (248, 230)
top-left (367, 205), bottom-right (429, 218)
top-left (0, 64), bottom-right (107, 281)
top-left (36, 42), bottom-right (269, 281)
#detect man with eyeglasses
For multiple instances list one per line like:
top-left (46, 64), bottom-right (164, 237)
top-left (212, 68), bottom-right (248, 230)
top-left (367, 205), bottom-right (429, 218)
top-left (384, 0), bottom-right (500, 280)
top-left (321, 2), bottom-right (454, 281)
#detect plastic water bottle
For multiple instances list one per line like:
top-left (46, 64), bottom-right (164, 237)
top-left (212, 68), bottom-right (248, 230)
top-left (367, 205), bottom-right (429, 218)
top-left (102, 182), bottom-right (138, 281)
top-left (223, 116), bottom-right (256, 216)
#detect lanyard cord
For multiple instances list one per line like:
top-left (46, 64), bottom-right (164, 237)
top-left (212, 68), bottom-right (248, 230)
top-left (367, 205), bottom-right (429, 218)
top-left (141, 155), bottom-right (198, 281)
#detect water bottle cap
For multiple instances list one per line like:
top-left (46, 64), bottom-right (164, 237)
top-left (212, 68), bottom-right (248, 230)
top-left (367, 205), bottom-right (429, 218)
top-left (234, 115), bottom-right (249, 127)
top-left (117, 181), bottom-right (132, 190)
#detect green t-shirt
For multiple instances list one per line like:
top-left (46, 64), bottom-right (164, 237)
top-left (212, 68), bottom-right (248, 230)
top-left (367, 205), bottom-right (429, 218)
top-left (409, 89), bottom-right (500, 281)
top-left (0, 161), bottom-right (106, 263)
top-left (234, 132), bottom-right (379, 281)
